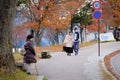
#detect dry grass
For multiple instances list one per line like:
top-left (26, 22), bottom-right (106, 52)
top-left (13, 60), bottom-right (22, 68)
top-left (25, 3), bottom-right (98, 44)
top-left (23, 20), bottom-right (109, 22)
top-left (35, 44), bottom-right (64, 53)
top-left (13, 52), bottom-right (23, 62)
top-left (99, 60), bottom-right (114, 80)
top-left (8, 53), bottom-right (37, 80)
top-left (35, 41), bottom-right (97, 53)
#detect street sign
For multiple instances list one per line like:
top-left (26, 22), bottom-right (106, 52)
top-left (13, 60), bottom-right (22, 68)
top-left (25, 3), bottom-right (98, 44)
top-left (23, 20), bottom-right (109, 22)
top-left (92, 1), bottom-right (102, 10)
top-left (92, 1), bottom-right (102, 56)
top-left (93, 11), bottom-right (102, 19)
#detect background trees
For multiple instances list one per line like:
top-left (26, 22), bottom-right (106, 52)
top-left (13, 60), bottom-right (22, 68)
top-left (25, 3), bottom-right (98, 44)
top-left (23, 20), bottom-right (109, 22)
top-left (12, 25), bottom-right (27, 52)
top-left (72, 2), bottom-right (93, 43)
top-left (14, 0), bottom-right (120, 47)
top-left (102, 0), bottom-right (120, 28)
top-left (16, 0), bottom-right (84, 46)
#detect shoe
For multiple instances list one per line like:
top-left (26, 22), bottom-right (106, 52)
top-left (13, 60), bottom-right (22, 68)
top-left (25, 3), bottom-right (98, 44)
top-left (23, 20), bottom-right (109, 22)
top-left (27, 72), bottom-right (30, 75)
top-left (67, 53), bottom-right (71, 56)
top-left (67, 53), bottom-right (69, 56)
top-left (75, 54), bottom-right (78, 56)
top-left (69, 54), bottom-right (71, 56)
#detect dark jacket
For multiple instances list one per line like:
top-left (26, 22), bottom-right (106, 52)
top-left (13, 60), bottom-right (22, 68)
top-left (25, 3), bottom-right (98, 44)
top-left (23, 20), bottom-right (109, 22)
top-left (74, 32), bottom-right (79, 42)
top-left (23, 41), bottom-right (37, 63)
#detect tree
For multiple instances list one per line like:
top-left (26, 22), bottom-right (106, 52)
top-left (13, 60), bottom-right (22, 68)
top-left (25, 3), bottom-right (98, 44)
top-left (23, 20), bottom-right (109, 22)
top-left (62, 0), bottom-right (84, 31)
top-left (0, 0), bottom-right (17, 72)
top-left (12, 25), bottom-right (27, 51)
top-left (17, 0), bottom-right (63, 46)
top-left (17, 0), bottom-right (84, 46)
top-left (102, 0), bottom-right (120, 28)
top-left (32, 0), bottom-right (84, 45)
top-left (86, 19), bottom-right (106, 40)
top-left (72, 2), bottom-right (93, 43)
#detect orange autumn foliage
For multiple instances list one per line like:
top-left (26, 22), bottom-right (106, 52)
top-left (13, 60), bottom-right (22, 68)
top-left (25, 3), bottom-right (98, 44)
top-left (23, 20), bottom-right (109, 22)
top-left (13, 26), bottom-right (27, 41)
top-left (87, 20), bottom-right (98, 32)
top-left (41, 0), bottom-right (84, 30)
top-left (20, 0), bottom-right (84, 31)
top-left (102, 0), bottom-right (120, 27)
top-left (87, 20), bottom-right (106, 33)
top-left (21, 22), bottom-right (39, 30)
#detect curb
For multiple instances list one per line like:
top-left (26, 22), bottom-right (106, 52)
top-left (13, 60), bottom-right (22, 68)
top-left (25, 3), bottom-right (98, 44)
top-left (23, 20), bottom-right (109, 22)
top-left (104, 50), bottom-right (120, 80)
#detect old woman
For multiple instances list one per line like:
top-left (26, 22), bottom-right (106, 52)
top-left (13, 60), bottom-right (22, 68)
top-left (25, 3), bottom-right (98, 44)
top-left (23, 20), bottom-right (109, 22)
top-left (24, 34), bottom-right (37, 74)
top-left (63, 31), bottom-right (73, 56)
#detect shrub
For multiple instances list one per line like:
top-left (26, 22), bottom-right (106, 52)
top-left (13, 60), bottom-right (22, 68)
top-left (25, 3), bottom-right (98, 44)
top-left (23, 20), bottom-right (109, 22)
top-left (41, 51), bottom-right (51, 59)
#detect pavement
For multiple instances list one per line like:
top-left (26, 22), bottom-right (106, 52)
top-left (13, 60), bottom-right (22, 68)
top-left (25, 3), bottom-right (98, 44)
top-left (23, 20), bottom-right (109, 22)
top-left (30, 42), bottom-right (120, 80)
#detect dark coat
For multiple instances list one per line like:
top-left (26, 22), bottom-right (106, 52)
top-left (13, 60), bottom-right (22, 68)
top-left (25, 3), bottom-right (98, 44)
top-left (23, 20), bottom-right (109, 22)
top-left (23, 41), bottom-right (37, 63)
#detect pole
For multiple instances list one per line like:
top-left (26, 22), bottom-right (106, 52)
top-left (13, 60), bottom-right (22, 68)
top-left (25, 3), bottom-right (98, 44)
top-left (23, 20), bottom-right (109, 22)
top-left (35, 63), bottom-right (38, 75)
top-left (98, 20), bottom-right (100, 56)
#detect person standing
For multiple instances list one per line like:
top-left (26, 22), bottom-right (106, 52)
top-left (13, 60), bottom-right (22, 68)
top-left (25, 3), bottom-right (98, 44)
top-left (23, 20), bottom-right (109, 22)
top-left (23, 34), bottom-right (37, 74)
top-left (73, 28), bottom-right (80, 56)
top-left (63, 31), bottom-right (73, 56)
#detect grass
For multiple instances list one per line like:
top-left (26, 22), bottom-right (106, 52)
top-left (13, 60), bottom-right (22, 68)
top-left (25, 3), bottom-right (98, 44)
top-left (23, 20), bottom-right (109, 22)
top-left (101, 40), bottom-right (116, 43)
top-left (1, 53), bottom-right (37, 80)
top-left (36, 41), bottom-right (97, 53)
top-left (0, 69), bottom-right (37, 80)
top-left (13, 52), bottom-right (40, 62)
top-left (43, 77), bottom-right (48, 80)
top-left (13, 52), bottom-right (23, 62)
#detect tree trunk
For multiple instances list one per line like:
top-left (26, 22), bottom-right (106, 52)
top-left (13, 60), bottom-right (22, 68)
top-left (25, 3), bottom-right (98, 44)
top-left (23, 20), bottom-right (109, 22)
top-left (35, 28), bottom-right (44, 47)
top-left (55, 29), bottom-right (59, 44)
top-left (61, 32), bottom-right (66, 43)
top-left (94, 32), bottom-right (97, 41)
top-left (14, 34), bottom-right (18, 52)
top-left (70, 17), bottom-right (74, 31)
top-left (80, 28), bottom-right (83, 44)
top-left (30, 29), bottom-right (34, 35)
top-left (35, 20), bottom-right (41, 47)
top-left (0, 0), bottom-right (17, 72)
top-left (84, 26), bottom-right (87, 42)
top-left (35, 31), bottom-right (40, 47)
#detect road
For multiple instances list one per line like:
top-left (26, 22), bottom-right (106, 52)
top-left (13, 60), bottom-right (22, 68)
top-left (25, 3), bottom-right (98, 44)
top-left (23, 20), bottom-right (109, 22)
top-left (31, 42), bottom-right (120, 80)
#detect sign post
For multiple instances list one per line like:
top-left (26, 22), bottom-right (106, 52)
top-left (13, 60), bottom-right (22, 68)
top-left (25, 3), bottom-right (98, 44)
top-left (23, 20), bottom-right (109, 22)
top-left (92, 1), bottom-right (102, 56)
top-left (98, 20), bottom-right (100, 56)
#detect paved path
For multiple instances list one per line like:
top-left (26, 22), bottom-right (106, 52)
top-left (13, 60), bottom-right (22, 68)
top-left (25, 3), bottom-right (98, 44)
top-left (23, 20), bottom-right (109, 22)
top-left (31, 42), bottom-right (120, 80)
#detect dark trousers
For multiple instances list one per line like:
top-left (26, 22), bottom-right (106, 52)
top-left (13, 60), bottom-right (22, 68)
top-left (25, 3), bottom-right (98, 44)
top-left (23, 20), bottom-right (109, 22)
top-left (73, 41), bottom-right (79, 56)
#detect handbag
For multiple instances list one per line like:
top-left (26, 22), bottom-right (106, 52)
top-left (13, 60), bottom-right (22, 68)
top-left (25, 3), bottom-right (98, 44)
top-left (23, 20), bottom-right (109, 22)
top-left (63, 46), bottom-right (67, 52)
